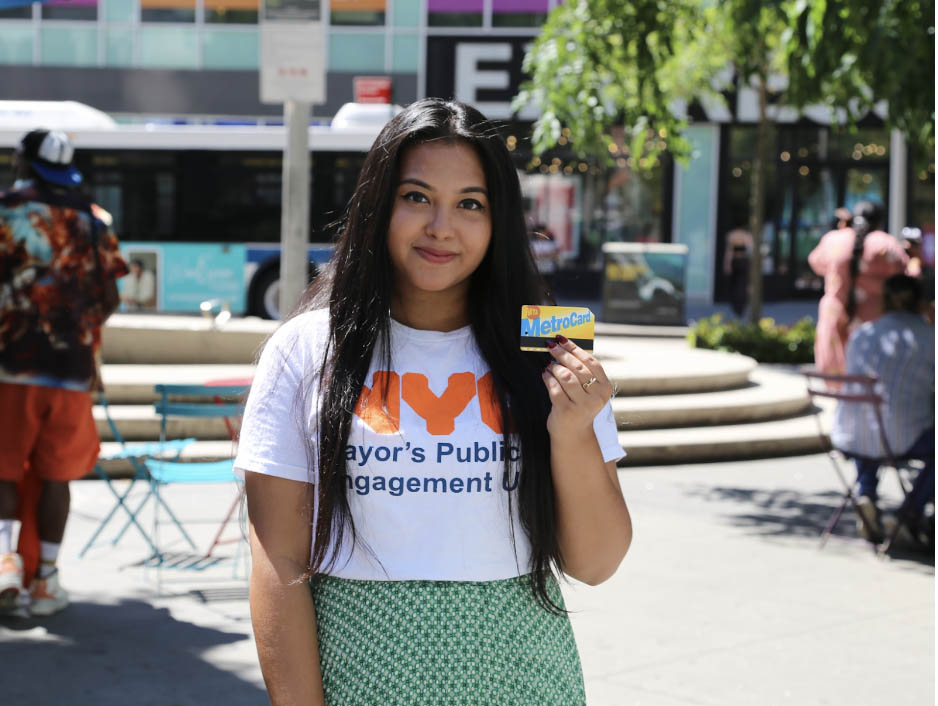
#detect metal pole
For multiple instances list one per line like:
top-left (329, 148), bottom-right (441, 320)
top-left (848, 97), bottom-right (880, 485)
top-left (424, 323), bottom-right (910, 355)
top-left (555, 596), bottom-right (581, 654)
top-left (279, 98), bottom-right (311, 318)
top-left (888, 128), bottom-right (907, 236)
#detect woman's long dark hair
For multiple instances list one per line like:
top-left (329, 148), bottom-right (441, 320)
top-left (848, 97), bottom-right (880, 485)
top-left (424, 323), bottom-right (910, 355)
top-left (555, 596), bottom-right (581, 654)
top-left (297, 98), bottom-right (561, 608)
top-left (846, 200), bottom-right (885, 320)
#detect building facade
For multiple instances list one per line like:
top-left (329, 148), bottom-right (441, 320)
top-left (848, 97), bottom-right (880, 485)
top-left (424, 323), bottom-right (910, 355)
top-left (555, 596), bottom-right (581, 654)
top-left (1, 0), bottom-right (933, 303)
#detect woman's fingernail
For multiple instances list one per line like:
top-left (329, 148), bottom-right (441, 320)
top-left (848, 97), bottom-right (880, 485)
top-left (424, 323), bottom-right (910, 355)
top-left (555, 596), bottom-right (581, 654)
top-left (546, 340), bottom-right (557, 349)
top-left (555, 334), bottom-right (568, 344)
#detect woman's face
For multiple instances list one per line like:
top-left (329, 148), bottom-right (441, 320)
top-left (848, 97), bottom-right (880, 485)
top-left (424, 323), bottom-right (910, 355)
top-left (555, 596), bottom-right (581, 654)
top-left (387, 140), bottom-right (492, 308)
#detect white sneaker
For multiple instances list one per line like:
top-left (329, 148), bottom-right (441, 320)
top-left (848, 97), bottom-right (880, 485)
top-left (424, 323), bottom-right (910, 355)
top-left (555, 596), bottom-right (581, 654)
top-left (855, 496), bottom-right (883, 542)
top-left (28, 569), bottom-right (68, 616)
top-left (0, 552), bottom-right (24, 614)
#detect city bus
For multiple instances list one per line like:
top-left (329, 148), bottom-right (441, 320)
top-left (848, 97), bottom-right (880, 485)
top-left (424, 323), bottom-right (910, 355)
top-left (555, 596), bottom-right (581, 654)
top-left (0, 100), bottom-right (393, 318)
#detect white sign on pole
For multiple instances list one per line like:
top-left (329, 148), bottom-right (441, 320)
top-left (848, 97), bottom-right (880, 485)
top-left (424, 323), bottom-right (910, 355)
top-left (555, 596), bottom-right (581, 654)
top-left (260, 0), bottom-right (326, 105)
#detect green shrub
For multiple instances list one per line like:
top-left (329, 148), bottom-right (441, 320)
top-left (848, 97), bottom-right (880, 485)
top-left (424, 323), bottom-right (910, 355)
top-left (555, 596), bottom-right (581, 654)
top-left (687, 314), bottom-right (816, 364)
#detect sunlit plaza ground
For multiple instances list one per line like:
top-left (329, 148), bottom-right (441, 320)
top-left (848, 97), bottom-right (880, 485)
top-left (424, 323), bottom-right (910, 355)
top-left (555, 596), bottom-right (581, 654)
top-left (2, 454), bottom-right (932, 706)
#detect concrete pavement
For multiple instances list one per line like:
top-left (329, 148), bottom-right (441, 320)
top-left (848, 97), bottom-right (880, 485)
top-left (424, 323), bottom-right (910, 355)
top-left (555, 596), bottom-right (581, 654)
top-left (1, 454), bottom-right (932, 706)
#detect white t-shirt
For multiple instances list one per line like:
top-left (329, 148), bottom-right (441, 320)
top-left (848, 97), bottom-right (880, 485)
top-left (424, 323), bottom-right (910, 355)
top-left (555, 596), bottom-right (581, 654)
top-left (235, 309), bottom-right (626, 581)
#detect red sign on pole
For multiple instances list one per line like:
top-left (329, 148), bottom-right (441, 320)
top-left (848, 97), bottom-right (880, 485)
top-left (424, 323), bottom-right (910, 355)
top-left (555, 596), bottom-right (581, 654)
top-left (354, 76), bottom-right (392, 104)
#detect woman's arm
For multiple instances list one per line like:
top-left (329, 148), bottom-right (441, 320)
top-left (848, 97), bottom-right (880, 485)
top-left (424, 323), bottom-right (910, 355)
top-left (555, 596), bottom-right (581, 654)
top-left (542, 337), bottom-right (632, 585)
top-left (246, 471), bottom-right (325, 706)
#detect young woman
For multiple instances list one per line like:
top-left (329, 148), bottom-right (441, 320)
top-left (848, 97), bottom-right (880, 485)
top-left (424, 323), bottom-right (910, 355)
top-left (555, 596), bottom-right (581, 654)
top-left (236, 98), bottom-right (632, 705)
top-left (808, 200), bottom-right (907, 375)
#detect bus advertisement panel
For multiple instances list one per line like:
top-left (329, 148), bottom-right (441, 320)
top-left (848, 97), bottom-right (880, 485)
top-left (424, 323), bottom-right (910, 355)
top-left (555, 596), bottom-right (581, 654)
top-left (118, 242), bottom-right (334, 318)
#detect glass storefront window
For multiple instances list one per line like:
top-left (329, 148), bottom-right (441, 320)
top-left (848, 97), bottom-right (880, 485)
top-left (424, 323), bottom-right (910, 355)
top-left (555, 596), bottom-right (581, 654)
top-left (0, 5), bottom-right (31, 19)
top-left (518, 171), bottom-right (583, 265)
top-left (105, 0), bottom-right (135, 22)
top-left (0, 26), bottom-right (33, 64)
top-left (516, 148), bottom-right (667, 268)
top-left (392, 0), bottom-right (420, 27)
top-left (791, 166), bottom-right (838, 290)
top-left (42, 0), bottom-right (97, 20)
top-left (720, 124), bottom-right (781, 292)
top-left (827, 127), bottom-right (890, 162)
top-left (41, 27), bottom-right (98, 66)
top-left (721, 124), bottom-right (894, 299)
top-left (206, 0), bottom-right (259, 23)
top-left (428, 0), bottom-right (483, 27)
top-left (492, 0), bottom-right (548, 27)
top-left (331, 0), bottom-right (386, 26)
top-left (328, 33), bottom-right (385, 72)
top-left (142, 0), bottom-right (195, 23)
top-left (105, 30), bottom-right (134, 67)
top-left (596, 162), bottom-right (665, 244)
top-left (202, 29), bottom-right (259, 69)
top-left (392, 33), bottom-right (419, 72)
top-left (909, 145), bottom-right (935, 267)
top-left (139, 26), bottom-right (199, 67)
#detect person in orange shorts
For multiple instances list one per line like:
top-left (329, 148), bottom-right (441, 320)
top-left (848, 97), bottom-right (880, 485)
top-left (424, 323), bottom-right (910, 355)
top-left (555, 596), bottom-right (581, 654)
top-left (0, 129), bottom-right (127, 616)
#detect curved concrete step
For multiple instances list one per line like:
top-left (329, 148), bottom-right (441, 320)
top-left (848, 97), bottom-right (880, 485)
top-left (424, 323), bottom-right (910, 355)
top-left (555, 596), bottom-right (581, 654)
top-left (99, 363), bottom-right (787, 441)
top-left (94, 401), bottom-right (835, 475)
top-left (100, 364), bottom-right (255, 404)
top-left (617, 399), bottom-right (835, 466)
top-left (612, 368), bottom-right (810, 430)
top-left (99, 337), bottom-right (755, 409)
top-left (94, 405), bottom-right (237, 441)
top-left (595, 321), bottom-right (687, 339)
top-left (597, 338), bottom-right (756, 395)
top-left (102, 315), bottom-right (755, 396)
top-left (102, 313), bottom-right (275, 365)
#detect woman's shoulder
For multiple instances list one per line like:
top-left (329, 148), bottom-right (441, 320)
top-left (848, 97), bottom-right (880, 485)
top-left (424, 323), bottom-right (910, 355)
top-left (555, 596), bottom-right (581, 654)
top-left (863, 231), bottom-right (908, 265)
top-left (864, 230), bottom-right (904, 249)
top-left (809, 228), bottom-right (851, 272)
top-left (262, 308), bottom-right (330, 366)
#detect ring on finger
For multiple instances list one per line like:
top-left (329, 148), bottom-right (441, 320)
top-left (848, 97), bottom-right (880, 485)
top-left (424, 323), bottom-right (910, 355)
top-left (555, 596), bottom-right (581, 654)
top-left (581, 376), bottom-right (598, 391)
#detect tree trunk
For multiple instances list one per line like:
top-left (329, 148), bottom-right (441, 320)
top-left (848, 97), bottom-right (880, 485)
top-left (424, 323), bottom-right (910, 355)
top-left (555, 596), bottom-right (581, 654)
top-left (747, 75), bottom-right (770, 324)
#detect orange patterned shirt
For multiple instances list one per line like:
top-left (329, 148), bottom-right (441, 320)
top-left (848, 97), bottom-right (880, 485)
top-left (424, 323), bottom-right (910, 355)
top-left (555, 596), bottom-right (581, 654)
top-left (0, 182), bottom-right (128, 390)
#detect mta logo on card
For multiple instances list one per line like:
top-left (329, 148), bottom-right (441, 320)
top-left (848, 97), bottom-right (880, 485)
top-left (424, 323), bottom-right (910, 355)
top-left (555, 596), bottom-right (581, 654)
top-left (520, 305), bottom-right (595, 351)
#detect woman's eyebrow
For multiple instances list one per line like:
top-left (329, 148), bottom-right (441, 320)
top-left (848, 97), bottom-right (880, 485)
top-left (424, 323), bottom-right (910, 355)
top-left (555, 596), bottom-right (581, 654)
top-left (399, 177), bottom-right (488, 196)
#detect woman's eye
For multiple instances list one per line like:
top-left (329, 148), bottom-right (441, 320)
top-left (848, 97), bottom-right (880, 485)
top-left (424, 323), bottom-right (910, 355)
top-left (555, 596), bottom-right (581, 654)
top-left (460, 198), bottom-right (485, 211)
top-left (402, 191), bottom-right (428, 204)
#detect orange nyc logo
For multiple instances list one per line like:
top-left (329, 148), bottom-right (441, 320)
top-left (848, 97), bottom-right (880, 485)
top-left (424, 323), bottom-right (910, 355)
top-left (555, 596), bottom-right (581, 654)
top-left (355, 371), bottom-right (506, 436)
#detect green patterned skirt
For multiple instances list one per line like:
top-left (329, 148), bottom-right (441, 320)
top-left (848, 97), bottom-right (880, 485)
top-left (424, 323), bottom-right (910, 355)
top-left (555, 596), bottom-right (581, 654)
top-left (310, 574), bottom-right (586, 705)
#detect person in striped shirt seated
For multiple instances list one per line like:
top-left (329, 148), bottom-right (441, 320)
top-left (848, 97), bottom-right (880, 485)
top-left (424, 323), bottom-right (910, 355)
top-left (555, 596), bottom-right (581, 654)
top-left (831, 274), bottom-right (935, 544)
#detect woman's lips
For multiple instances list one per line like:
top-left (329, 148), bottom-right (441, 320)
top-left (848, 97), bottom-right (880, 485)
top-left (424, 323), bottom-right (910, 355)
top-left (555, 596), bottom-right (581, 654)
top-left (415, 246), bottom-right (458, 263)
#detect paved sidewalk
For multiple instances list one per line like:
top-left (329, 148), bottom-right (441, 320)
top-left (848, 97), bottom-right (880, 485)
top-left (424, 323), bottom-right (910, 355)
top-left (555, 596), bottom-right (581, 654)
top-left (1, 455), bottom-right (933, 706)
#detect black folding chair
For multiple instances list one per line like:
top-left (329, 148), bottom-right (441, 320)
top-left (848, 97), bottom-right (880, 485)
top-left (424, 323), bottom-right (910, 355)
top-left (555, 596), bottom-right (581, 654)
top-left (801, 368), bottom-right (921, 555)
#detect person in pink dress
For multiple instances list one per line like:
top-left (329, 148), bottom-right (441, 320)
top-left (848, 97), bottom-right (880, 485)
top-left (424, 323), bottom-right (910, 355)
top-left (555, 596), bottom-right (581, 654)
top-left (808, 201), bottom-right (908, 374)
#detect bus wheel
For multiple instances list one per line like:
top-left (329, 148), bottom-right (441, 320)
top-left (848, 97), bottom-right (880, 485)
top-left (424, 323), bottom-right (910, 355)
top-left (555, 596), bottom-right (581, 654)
top-left (249, 266), bottom-right (280, 319)
top-left (248, 262), bottom-right (319, 320)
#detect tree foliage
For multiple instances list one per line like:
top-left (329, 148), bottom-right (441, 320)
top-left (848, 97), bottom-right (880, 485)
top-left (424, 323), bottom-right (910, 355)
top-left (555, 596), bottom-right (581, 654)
top-left (511, 0), bottom-right (703, 168)
top-left (515, 0), bottom-right (936, 165)
top-left (784, 0), bottom-right (935, 154)
top-left (514, 0), bottom-right (935, 322)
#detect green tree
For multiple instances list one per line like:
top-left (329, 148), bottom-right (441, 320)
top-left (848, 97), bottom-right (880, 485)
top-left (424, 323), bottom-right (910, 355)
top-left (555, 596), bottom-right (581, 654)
top-left (515, 0), bottom-right (935, 323)
top-left (511, 0), bottom-right (701, 167)
top-left (713, 1), bottom-right (791, 323)
top-left (784, 0), bottom-right (935, 155)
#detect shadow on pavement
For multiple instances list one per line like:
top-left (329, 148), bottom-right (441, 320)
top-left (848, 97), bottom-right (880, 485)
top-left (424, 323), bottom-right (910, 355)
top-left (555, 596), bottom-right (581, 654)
top-left (684, 483), bottom-right (935, 569)
top-left (0, 598), bottom-right (267, 706)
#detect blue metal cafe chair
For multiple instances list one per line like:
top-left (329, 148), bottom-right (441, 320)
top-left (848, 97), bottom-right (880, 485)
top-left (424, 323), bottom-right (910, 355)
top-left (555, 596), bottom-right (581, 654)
top-left (79, 393), bottom-right (195, 558)
top-left (141, 383), bottom-right (247, 568)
